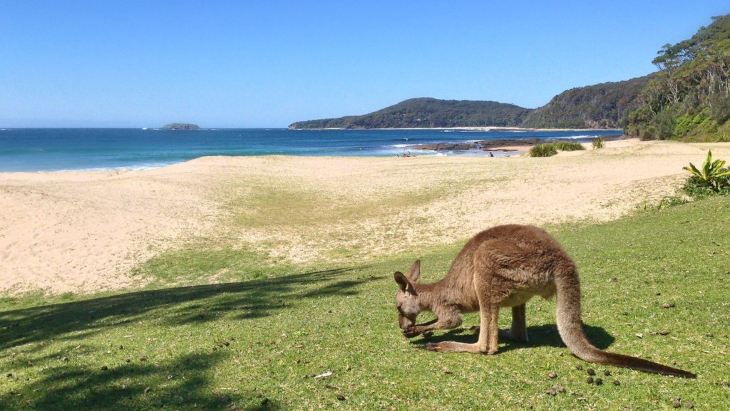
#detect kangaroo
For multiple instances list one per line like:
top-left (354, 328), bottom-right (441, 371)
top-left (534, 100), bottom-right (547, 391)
top-left (394, 224), bottom-right (696, 378)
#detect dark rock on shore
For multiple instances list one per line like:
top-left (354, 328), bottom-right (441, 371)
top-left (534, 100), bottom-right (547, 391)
top-left (414, 135), bottom-right (624, 152)
top-left (416, 138), bottom-right (539, 152)
top-left (417, 143), bottom-right (476, 151)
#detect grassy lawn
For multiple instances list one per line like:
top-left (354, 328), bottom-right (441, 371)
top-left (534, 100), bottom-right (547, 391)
top-left (1, 196), bottom-right (729, 410)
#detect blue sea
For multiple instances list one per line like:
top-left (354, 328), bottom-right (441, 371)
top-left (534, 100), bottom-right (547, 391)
top-left (0, 128), bottom-right (622, 172)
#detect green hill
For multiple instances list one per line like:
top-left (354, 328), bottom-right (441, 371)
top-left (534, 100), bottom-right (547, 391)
top-left (288, 98), bottom-right (533, 129)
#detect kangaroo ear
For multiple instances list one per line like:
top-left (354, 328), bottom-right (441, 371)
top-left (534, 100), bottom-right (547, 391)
top-left (394, 272), bottom-right (416, 295)
top-left (406, 259), bottom-right (421, 282)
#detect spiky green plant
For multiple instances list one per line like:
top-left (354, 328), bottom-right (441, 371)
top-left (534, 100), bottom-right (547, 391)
top-left (682, 150), bottom-right (730, 193)
top-left (592, 137), bottom-right (605, 149)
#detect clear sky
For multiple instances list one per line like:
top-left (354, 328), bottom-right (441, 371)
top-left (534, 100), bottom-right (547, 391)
top-left (1, 1), bottom-right (728, 128)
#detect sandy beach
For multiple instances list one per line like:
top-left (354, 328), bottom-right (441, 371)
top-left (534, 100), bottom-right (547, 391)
top-left (1, 138), bottom-right (728, 295)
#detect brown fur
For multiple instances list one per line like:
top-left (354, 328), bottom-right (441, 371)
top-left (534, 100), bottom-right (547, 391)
top-left (394, 224), bottom-right (696, 378)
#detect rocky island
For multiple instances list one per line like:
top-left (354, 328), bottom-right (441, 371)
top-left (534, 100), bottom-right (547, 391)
top-left (163, 123), bottom-right (201, 130)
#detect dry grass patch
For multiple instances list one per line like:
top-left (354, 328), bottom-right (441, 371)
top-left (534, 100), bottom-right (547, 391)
top-left (227, 180), bottom-right (449, 229)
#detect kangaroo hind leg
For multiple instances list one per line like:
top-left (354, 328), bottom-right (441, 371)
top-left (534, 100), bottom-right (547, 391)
top-left (425, 302), bottom-right (499, 354)
top-left (505, 303), bottom-right (528, 342)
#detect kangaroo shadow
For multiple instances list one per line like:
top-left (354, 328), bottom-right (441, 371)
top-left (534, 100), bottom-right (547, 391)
top-left (411, 323), bottom-right (615, 352)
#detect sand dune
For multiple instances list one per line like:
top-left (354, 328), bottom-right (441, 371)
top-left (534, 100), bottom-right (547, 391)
top-left (1, 139), bottom-right (728, 295)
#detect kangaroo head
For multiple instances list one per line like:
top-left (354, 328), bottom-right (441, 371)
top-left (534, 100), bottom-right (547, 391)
top-left (394, 259), bottom-right (422, 331)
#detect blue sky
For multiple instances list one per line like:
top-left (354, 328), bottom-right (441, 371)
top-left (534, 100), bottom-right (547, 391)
top-left (1, 1), bottom-right (728, 128)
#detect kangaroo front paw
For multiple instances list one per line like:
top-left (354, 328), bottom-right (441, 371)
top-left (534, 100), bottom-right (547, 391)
top-left (403, 327), bottom-right (421, 339)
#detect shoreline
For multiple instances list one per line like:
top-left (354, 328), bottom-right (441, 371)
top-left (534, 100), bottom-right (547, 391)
top-left (1, 128), bottom-right (623, 173)
top-left (1, 133), bottom-right (625, 173)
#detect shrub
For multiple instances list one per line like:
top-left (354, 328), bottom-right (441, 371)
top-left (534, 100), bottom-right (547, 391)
top-left (682, 150), bottom-right (730, 196)
top-left (710, 92), bottom-right (730, 124)
top-left (641, 126), bottom-right (658, 141)
top-left (529, 143), bottom-right (558, 157)
top-left (683, 177), bottom-right (730, 198)
top-left (530, 142), bottom-right (587, 157)
top-left (675, 110), bottom-right (713, 139)
top-left (592, 137), bottom-right (605, 149)
top-left (553, 141), bottom-right (586, 151)
top-left (655, 108), bottom-right (678, 140)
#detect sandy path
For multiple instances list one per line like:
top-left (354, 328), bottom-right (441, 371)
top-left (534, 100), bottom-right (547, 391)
top-left (1, 139), bottom-right (728, 295)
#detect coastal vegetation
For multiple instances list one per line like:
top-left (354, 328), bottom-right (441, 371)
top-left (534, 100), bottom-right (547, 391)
top-left (552, 141), bottom-right (586, 151)
top-left (529, 141), bottom-right (585, 157)
top-left (529, 143), bottom-right (558, 157)
top-left (682, 150), bottom-right (730, 196)
top-left (520, 76), bottom-right (650, 129)
top-left (625, 14), bottom-right (730, 141)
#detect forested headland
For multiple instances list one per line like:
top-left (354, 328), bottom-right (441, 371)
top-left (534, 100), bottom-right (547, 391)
top-left (289, 78), bottom-right (649, 131)
top-left (520, 76), bottom-right (650, 129)
top-left (625, 14), bottom-right (730, 141)
top-left (291, 14), bottom-right (730, 142)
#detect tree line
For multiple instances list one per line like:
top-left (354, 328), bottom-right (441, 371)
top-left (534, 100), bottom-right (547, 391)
top-left (625, 14), bottom-right (730, 141)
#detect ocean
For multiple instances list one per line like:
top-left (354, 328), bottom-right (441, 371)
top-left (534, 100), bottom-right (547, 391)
top-left (0, 128), bottom-right (622, 172)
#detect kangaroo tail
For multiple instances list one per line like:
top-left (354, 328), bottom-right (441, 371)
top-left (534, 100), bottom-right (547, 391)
top-left (554, 271), bottom-right (696, 378)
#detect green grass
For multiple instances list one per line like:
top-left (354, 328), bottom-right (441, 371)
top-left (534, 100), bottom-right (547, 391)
top-left (1, 197), bottom-right (729, 410)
